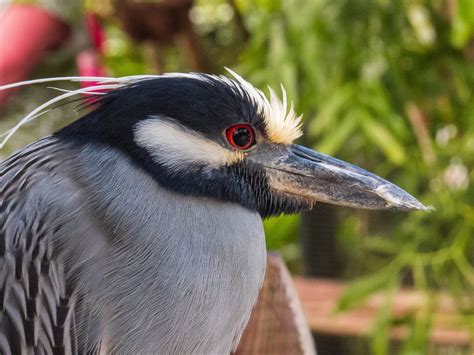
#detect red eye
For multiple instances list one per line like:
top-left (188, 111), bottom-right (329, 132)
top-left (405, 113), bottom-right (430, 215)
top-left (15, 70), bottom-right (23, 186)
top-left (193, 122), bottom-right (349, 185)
top-left (225, 124), bottom-right (255, 150)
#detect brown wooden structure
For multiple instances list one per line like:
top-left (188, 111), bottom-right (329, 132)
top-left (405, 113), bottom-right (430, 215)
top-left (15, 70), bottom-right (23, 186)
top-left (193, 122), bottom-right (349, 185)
top-left (236, 254), bottom-right (316, 354)
top-left (236, 255), bottom-right (471, 354)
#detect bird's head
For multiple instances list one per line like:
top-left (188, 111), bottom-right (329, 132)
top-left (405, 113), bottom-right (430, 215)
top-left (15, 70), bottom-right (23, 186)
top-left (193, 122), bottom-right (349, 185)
top-left (57, 71), bottom-right (429, 217)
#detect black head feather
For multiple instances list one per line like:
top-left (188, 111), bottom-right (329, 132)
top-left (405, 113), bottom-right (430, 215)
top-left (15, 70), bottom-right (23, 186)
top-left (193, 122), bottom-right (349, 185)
top-left (56, 74), bottom-right (308, 217)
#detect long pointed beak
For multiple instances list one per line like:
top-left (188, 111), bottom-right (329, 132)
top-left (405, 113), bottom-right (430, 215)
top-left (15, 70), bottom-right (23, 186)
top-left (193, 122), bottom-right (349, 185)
top-left (252, 144), bottom-right (430, 211)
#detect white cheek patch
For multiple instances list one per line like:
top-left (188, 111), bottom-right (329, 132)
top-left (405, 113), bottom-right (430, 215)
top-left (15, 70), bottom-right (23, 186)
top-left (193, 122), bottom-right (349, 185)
top-left (134, 118), bottom-right (243, 172)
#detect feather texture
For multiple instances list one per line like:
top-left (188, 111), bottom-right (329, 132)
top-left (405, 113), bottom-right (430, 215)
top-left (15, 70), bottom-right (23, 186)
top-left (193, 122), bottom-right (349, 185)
top-left (0, 138), bottom-right (266, 354)
top-left (0, 70), bottom-right (302, 148)
top-left (0, 139), bottom-right (83, 354)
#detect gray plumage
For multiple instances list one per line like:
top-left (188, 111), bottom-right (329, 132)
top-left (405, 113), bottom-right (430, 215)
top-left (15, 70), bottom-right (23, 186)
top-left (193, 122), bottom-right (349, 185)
top-left (0, 137), bottom-right (266, 354)
top-left (0, 72), bottom-right (428, 355)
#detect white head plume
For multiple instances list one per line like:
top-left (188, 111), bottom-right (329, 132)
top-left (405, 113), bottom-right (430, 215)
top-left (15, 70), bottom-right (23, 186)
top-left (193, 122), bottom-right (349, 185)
top-left (0, 70), bottom-right (302, 148)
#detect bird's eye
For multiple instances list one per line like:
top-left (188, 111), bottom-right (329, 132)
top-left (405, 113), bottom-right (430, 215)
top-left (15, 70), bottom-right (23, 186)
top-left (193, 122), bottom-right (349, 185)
top-left (225, 124), bottom-right (255, 150)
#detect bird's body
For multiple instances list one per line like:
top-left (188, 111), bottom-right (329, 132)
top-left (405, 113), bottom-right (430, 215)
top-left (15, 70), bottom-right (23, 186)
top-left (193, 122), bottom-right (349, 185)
top-left (0, 71), bottom-right (427, 354)
top-left (1, 136), bottom-right (265, 353)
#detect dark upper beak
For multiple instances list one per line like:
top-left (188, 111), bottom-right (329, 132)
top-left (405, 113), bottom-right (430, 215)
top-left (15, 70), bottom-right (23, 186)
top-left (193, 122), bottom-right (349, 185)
top-left (250, 144), bottom-right (430, 211)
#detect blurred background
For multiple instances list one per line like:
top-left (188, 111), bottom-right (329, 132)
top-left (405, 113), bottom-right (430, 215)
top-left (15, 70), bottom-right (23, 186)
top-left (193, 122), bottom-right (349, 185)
top-left (0, 0), bottom-right (473, 354)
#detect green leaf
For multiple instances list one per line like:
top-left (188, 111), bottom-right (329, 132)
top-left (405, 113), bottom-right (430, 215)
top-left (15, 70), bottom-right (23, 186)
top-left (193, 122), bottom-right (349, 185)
top-left (401, 293), bottom-right (434, 355)
top-left (335, 267), bottom-right (398, 312)
top-left (359, 111), bottom-right (406, 165)
top-left (451, 0), bottom-right (474, 48)
top-left (264, 214), bottom-right (300, 250)
top-left (363, 236), bottom-right (398, 255)
top-left (307, 84), bottom-right (355, 137)
top-left (371, 282), bottom-right (398, 355)
top-left (314, 112), bottom-right (358, 155)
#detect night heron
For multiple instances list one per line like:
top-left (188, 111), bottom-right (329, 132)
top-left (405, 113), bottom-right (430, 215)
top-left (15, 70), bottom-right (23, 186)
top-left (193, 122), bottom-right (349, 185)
top-left (0, 71), bottom-right (429, 354)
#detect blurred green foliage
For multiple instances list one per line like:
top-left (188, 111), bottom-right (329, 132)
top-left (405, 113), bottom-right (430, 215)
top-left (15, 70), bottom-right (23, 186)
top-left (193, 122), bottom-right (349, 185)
top-left (236, 0), bottom-right (474, 353)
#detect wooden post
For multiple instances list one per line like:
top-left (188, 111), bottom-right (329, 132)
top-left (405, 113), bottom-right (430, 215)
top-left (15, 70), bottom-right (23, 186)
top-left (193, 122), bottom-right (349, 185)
top-left (235, 254), bottom-right (316, 355)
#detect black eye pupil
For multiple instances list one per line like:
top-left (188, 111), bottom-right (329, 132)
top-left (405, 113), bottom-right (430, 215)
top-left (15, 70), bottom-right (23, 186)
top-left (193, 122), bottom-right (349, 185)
top-left (233, 128), bottom-right (251, 147)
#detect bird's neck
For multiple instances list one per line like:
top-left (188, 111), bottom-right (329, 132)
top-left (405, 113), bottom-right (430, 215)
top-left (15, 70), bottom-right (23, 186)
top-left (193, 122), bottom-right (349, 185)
top-left (67, 143), bottom-right (267, 354)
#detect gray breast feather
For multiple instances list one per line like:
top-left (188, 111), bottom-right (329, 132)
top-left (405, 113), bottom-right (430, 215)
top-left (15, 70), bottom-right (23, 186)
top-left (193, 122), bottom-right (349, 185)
top-left (0, 139), bottom-right (267, 354)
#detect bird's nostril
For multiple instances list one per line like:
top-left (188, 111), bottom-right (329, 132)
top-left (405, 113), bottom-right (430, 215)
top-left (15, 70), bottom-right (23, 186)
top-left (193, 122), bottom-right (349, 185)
top-left (292, 150), bottom-right (323, 163)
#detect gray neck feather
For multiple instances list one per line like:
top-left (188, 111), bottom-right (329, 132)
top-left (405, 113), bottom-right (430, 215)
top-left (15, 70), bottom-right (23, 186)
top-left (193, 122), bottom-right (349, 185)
top-left (59, 143), bottom-right (267, 354)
